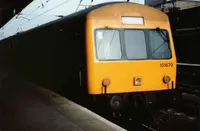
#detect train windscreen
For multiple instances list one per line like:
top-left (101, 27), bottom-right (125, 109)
top-left (95, 29), bottom-right (171, 60)
top-left (95, 30), bottom-right (121, 60)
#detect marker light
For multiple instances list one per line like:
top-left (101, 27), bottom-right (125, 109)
top-left (163, 76), bottom-right (170, 83)
top-left (102, 78), bottom-right (110, 87)
top-left (134, 77), bottom-right (142, 86)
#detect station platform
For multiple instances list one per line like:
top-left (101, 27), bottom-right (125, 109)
top-left (0, 72), bottom-right (126, 131)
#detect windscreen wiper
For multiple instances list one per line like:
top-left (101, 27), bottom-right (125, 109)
top-left (150, 28), bottom-right (170, 57)
top-left (155, 27), bottom-right (169, 42)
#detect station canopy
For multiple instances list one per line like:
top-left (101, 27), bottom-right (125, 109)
top-left (146, 0), bottom-right (200, 6)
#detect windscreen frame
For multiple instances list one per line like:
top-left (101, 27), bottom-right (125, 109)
top-left (94, 28), bottom-right (173, 61)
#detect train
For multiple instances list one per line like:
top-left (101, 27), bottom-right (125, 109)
top-left (0, 2), bottom-right (177, 115)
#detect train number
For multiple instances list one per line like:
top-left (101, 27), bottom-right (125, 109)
top-left (160, 63), bottom-right (173, 67)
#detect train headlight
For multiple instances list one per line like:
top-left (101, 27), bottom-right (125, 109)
top-left (163, 75), bottom-right (170, 84)
top-left (134, 77), bottom-right (142, 86)
top-left (102, 78), bottom-right (110, 87)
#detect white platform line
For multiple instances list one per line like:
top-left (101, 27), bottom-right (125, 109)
top-left (177, 63), bottom-right (200, 67)
top-left (176, 27), bottom-right (200, 32)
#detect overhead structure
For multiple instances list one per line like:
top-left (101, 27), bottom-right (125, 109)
top-left (0, 0), bottom-right (33, 28)
top-left (1, 0), bottom-right (200, 40)
top-left (148, 0), bottom-right (200, 14)
top-left (147, 0), bottom-right (200, 6)
top-left (0, 0), bottom-right (146, 40)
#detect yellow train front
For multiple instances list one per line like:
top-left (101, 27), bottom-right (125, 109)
top-left (85, 3), bottom-right (176, 110)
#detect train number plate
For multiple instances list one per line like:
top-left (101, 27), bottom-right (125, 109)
top-left (160, 63), bottom-right (173, 67)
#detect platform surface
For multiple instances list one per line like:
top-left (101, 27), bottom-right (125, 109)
top-left (0, 72), bottom-right (126, 131)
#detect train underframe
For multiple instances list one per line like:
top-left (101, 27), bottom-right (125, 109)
top-left (91, 89), bottom-right (181, 118)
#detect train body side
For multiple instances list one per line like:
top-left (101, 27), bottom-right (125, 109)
top-left (0, 13), bottom-right (88, 97)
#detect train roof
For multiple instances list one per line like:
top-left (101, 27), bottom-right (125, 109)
top-left (87, 2), bottom-right (168, 21)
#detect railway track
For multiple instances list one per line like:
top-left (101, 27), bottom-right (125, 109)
top-left (65, 83), bottom-right (200, 131)
top-left (177, 83), bottom-right (200, 96)
top-left (116, 107), bottom-right (199, 131)
top-left (107, 91), bottom-right (200, 131)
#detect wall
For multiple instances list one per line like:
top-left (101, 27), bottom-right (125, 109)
top-left (176, 1), bottom-right (200, 10)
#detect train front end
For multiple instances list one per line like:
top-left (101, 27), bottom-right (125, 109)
top-left (85, 3), bottom-right (176, 110)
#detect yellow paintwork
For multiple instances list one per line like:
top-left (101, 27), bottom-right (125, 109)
top-left (85, 3), bottom-right (177, 94)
